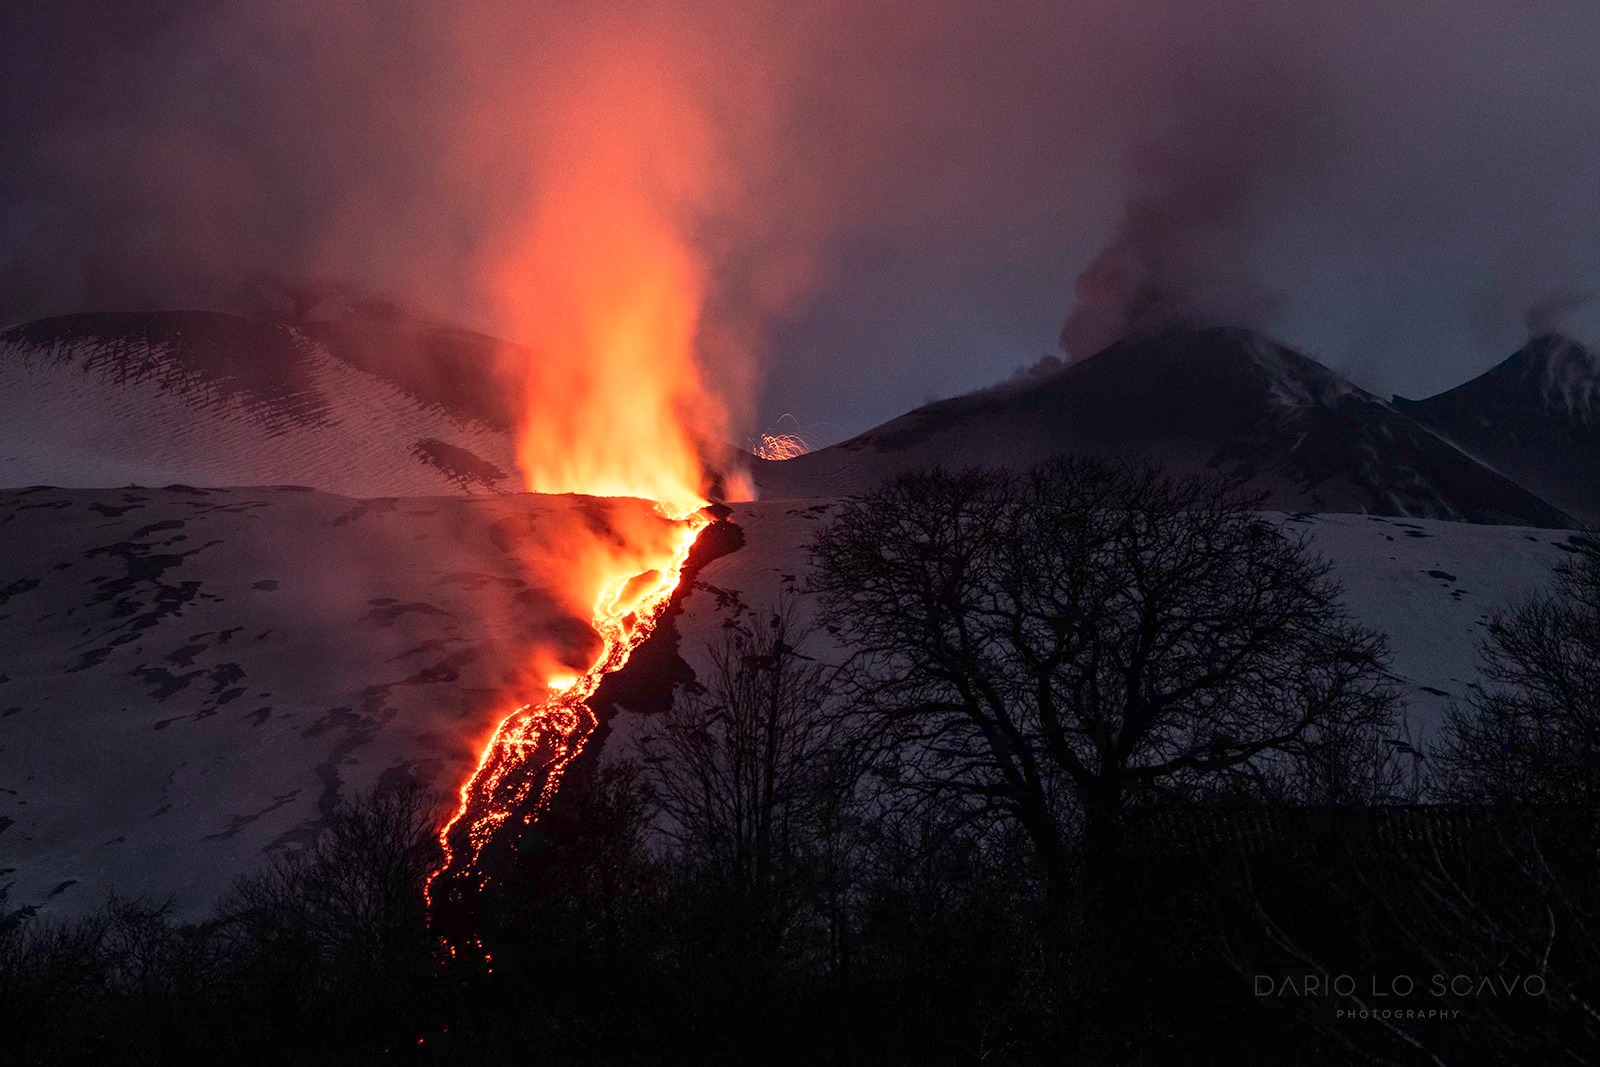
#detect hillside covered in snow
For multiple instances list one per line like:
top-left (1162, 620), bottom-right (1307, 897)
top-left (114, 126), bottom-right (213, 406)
top-left (0, 310), bottom-right (1592, 921)
top-left (0, 484), bottom-right (1584, 919)
top-left (0, 310), bottom-right (519, 496)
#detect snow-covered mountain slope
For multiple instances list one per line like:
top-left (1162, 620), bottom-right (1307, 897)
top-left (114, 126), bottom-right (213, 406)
top-left (752, 327), bottom-right (1574, 527)
top-left (615, 502), bottom-right (1585, 779)
top-left (2, 312), bottom-right (1582, 526)
top-left (0, 309), bottom-right (1586, 923)
top-left (0, 311), bottom-right (519, 495)
top-left (2, 486), bottom-right (1579, 921)
top-left (1393, 334), bottom-right (1599, 525)
top-left (0, 486), bottom-right (668, 919)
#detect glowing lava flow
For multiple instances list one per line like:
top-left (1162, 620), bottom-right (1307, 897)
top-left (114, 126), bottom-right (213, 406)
top-left (426, 503), bottom-right (710, 909)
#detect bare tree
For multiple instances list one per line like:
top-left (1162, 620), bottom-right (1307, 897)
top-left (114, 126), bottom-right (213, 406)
top-left (219, 781), bottom-right (442, 1042)
top-left (636, 593), bottom-right (859, 975)
top-left (1437, 531), bottom-right (1600, 806)
top-left (224, 782), bottom-right (440, 959)
top-left (810, 458), bottom-right (1401, 903)
top-left (0, 782), bottom-right (444, 1061)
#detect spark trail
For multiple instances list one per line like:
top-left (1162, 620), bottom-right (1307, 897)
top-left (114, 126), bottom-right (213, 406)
top-left (425, 502), bottom-right (710, 911)
top-left (753, 415), bottom-right (812, 461)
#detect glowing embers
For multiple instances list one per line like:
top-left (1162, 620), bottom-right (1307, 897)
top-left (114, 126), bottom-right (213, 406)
top-left (426, 505), bottom-right (709, 908)
top-left (752, 414), bottom-right (811, 461)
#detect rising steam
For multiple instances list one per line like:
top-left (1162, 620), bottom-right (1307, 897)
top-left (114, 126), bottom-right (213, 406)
top-left (1524, 292), bottom-right (1592, 340)
top-left (0, 2), bottom-right (1595, 433)
top-left (1058, 51), bottom-right (1317, 362)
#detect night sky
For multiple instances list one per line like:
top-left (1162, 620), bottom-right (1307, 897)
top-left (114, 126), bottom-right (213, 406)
top-left (2, 1), bottom-right (1596, 445)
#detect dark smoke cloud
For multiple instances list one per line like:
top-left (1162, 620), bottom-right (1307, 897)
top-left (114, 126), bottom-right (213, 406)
top-left (1059, 29), bottom-right (1323, 360)
top-left (1524, 292), bottom-right (1592, 339)
top-left (1, 1), bottom-right (1597, 440)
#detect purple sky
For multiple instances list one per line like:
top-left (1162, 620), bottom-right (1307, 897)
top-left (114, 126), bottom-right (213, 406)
top-left (2, 1), bottom-right (1596, 445)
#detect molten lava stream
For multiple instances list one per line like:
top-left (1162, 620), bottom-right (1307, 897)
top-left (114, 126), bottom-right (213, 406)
top-left (426, 503), bottom-right (710, 915)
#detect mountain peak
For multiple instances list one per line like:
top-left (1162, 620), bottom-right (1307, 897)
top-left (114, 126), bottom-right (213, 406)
top-left (1502, 334), bottom-right (1599, 420)
top-left (756, 326), bottom-right (1570, 526)
top-left (1395, 333), bottom-right (1598, 421)
top-left (1392, 334), bottom-right (1598, 524)
top-left (1084, 325), bottom-right (1363, 414)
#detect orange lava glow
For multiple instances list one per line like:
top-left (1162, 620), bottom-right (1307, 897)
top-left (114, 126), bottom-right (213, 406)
top-left (428, 9), bottom-right (750, 923)
top-left (427, 504), bottom-right (708, 908)
top-left (753, 431), bottom-right (810, 461)
top-left (482, 19), bottom-right (739, 505)
top-left (752, 414), bottom-right (811, 462)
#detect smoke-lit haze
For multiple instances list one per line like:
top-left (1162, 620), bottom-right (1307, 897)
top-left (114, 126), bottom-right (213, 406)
top-left (1, 1), bottom-right (1596, 445)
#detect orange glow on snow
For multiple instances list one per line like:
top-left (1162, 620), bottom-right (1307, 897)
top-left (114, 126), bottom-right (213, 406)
top-left (427, 19), bottom-right (744, 915)
top-left (428, 506), bottom-right (709, 909)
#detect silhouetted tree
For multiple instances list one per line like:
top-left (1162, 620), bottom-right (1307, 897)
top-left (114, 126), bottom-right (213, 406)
top-left (218, 781), bottom-right (441, 1053)
top-left (458, 760), bottom-right (675, 1060)
top-left (811, 458), bottom-right (1401, 907)
top-left (636, 594), bottom-right (860, 999)
top-left (0, 782), bottom-right (443, 1062)
top-left (1437, 530), bottom-right (1600, 805)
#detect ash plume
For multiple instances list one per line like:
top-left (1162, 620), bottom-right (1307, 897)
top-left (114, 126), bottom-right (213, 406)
top-left (1524, 292), bottom-right (1592, 340)
top-left (0, 1), bottom-right (1596, 427)
top-left (1058, 44), bottom-right (1318, 362)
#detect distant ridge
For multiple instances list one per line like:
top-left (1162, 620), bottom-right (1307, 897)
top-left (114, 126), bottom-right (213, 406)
top-left (0, 310), bottom-right (1583, 527)
top-left (0, 309), bottom-right (517, 496)
top-left (754, 326), bottom-right (1573, 527)
top-left (1393, 333), bottom-right (1599, 525)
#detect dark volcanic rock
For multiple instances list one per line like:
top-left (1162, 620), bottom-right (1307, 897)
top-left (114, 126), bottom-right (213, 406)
top-left (755, 326), bottom-right (1573, 527)
top-left (1393, 334), bottom-right (1599, 525)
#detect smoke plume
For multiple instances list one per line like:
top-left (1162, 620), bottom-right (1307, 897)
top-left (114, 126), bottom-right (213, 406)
top-left (1524, 292), bottom-right (1592, 340)
top-left (1057, 17), bottom-right (1325, 361)
top-left (1, 2), bottom-right (1596, 429)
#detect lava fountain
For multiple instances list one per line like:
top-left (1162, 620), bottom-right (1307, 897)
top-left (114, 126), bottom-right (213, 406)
top-left (426, 16), bottom-right (752, 916)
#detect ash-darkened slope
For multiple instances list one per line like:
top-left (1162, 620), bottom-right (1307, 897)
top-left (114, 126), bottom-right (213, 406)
top-left (754, 327), bottom-right (1573, 527)
top-left (1393, 334), bottom-right (1599, 526)
top-left (0, 309), bottom-right (517, 495)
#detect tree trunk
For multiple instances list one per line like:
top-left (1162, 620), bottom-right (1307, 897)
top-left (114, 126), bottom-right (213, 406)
top-left (1079, 774), bottom-right (1131, 1047)
top-left (1082, 776), bottom-right (1124, 908)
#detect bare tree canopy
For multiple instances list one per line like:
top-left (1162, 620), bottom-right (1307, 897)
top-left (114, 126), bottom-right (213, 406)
top-left (635, 594), bottom-right (859, 972)
top-left (1438, 531), bottom-right (1600, 805)
top-left (810, 458), bottom-right (1401, 894)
